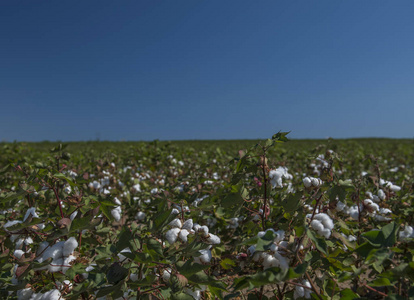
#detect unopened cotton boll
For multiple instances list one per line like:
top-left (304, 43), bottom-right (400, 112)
top-left (166, 228), bottom-right (181, 244)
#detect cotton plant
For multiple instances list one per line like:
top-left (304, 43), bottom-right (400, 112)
top-left (303, 176), bottom-right (323, 188)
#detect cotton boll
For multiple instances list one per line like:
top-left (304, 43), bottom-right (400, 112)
top-left (206, 234), bottom-right (221, 244)
top-left (14, 250), bottom-right (25, 259)
top-left (162, 269), bottom-right (171, 281)
top-left (70, 211), bottom-right (78, 221)
top-left (314, 213), bottom-right (334, 230)
top-left (3, 220), bottom-right (22, 231)
top-left (63, 237), bottom-right (78, 256)
top-left (130, 273), bottom-right (138, 281)
top-left (23, 207), bottom-right (39, 222)
top-left (37, 241), bottom-right (50, 256)
top-left (169, 219), bottom-right (182, 229)
top-left (390, 185), bottom-right (401, 192)
top-left (274, 252), bottom-right (289, 270)
top-left (262, 253), bottom-right (279, 269)
top-left (399, 226), bottom-right (414, 240)
top-left (24, 237), bottom-right (34, 245)
top-left (378, 189), bottom-right (386, 200)
top-left (194, 249), bottom-right (212, 264)
top-left (171, 208), bottom-right (180, 215)
top-left (48, 258), bottom-right (64, 273)
top-left (132, 184), bottom-right (141, 193)
top-left (135, 211), bottom-right (146, 221)
top-left (310, 220), bottom-right (324, 233)
top-left (179, 229), bottom-right (190, 242)
top-left (62, 255), bottom-right (76, 273)
top-left (166, 228), bottom-right (180, 244)
top-left (184, 288), bottom-right (201, 300)
top-left (111, 206), bottom-right (122, 222)
top-left (303, 177), bottom-right (312, 188)
top-left (40, 289), bottom-right (62, 300)
top-left (363, 199), bottom-right (379, 213)
top-left (198, 226), bottom-right (209, 236)
top-left (182, 219), bottom-right (193, 231)
top-left (336, 201), bottom-right (346, 212)
top-left (247, 245), bottom-right (256, 256)
top-left (193, 223), bottom-right (201, 232)
top-left (17, 288), bottom-right (34, 300)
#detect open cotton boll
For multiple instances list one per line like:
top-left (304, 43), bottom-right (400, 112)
top-left (162, 268), bottom-right (171, 281)
top-left (166, 228), bottom-right (181, 244)
top-left (62, 255), bottom-right (76, 273)
top-left (17, 288), bottom-right (34, 300)
top-left (363, 199), bottom-right (379, 213)
top-left (14, 250), bottom-right (25, 259)
top-left (63, 237), bottom-right (78, 256)
top-left (390, 185), bottom-right (401, 192)
top-left (169, 219), bottom-right (182, 229)
top-left (399, 225), bottom-right (414, 241)
top-left (294, 280), bottom-right (312, 299)
top-left (194, 248), bottom-right (212, 264)
top-left (132, 184), bottom-right (141, 193)
top-left (111, 206), bottom-right (122, 222)
top-left (23, 207), bottom-right (39, 222)
top-left (179, 229), bottom-right (190, 242)
top-left (378, 189), bottom-right (386, 200)
top-left (182, 219), bottom-right (193, 231)
top-left (313, 213), bottom-right (334, 230)
top-left (37, 241), bottom-right (50, 256)
top-left (135, 211), bottom-right (146, 221)
top-left (336, 201), bottom-right (346, 212)
top-left (39, 289), bottom-right (62, 300)
top-left (303, 177), bottom-right (312, 188)
top-left (184, 288), bottom-right (201, 300)
top-left (198, 225), bottom-right (209, 236)
top-left (206, 234), bottom-right (221, 244)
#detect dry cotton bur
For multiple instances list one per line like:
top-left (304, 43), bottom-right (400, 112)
top-left (0, 134), bottom-right (413, 299)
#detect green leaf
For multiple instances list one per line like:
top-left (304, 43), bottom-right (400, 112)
top-left (221, 192), bottom-right (244, 208)
top-left (307, 228), bottom-right (328, 255)
top-left (281, 192), bottom-right (302, 213)
top-left (106, 263), bottom-right (128, 284)
top-left (176, 261), bottom-right (210, 276)
top-left (370, 278), bottom-right (393, 287)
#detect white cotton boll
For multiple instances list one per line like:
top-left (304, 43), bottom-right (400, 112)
top-left (269, 243), bottom-right (278, 253)
top-left (336, 201), bottom-right (346, 212)
top-left (62, 255), bottom-right (76, 273)
top-left (257, 231), bottom-right (265, 238)
top-left (14, 250), bottom-right (25, 259)
top-left (274, 252), bottom-right (289, 270)
top-left (63, 237), bottom-right (78, 256)
top-left (166, 228), bottom-right (180, 244)
top-left (169, 219), bottom-right (182, 229)
top-left (23, 207), bottom-right (39, 222)
top-left (378, 189), bottom-right (386, 200)
top-left (303, 280), bottom-right (312, 298)
top-left (194, 249), bottom-right (212, 264)
top-left (311, 177), bottom-right (322, 187)
top-left (184, 288), bottom-right (201, 300)
top-left (40, 289), bottom-right (62, 300)
top-left (310, 220), bottom-right (324, 233)
top-left (206, 234), bottom-right (221, 244)
top-left (17, 288), bottom-right (34, 300)
top-left (193, 223), bottom-right (201, 232)
top-left (390, 185), bottom-right (401, 192)
top-left (363, 199), bottom-right (379, 213)
top-left (314, 213), bottom-right (334, 230)
top-left (303, 177), bottom-right (311, 188)
top-left (262, 253), bottom-right (279, 269)
top-left (399, 226), bottom-right (414, 241)
top-left (182, 219), bottom-right (193, 231)
top-left (3, 220), bottom-right (22, 231)
top-left (132, 184), bottom-right (141, 193)
top-left (199, 225), bottom-right (209, 236)
top-left (274, 230), bottom-right (285, 243)
top-left (111, 207), bottom-right (122, 222)
top-left (114, 197), bottom-right (122, 206)
top-left (48, 258), bottom-right (63, 272)
top-left (372, 195), bottom-right (380, 203)
top-left (171, 208), bottom-right (180, 215)
top-left (294, 285), bottom-right (305, 299)
top-left (24, 237), bottom-right (34, 245)
top-left (135, 211), bottom-right (146, 221)
top-left (69, 210), bottom-right (78, 221)
top-left (41, 242), bottom-right (64, 263)
top-left (37, 241), bottom-right (49, 256)
top-left (130, 273), bottom-right (138, 282)
top-left (179, 229), bottom-right (190, 242)
top-left (162, 269), bottom-right (171, 281)
top-left (247, 245), bottom-right (256, 256)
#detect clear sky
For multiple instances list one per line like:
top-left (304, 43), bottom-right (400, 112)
top-left (1, 1), bottom-right (413, 141)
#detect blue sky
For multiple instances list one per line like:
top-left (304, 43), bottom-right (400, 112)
top-left (1, 1), bottom-right (413, 141)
